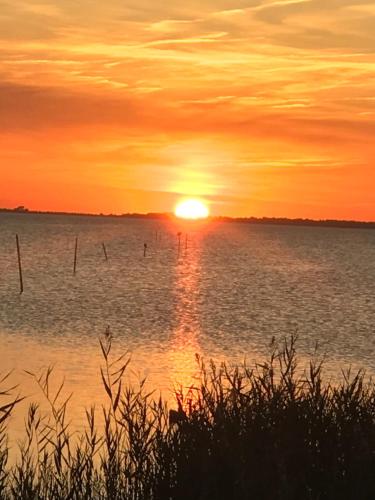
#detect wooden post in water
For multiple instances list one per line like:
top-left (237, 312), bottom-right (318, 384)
top-left (102, 243), bottom-right (108, 261)
top-left (73, 237), bottom-right (78, 275)
top-left (185, 233), bottom-right (188, 251)
top-left (144, 243), bottom-right (148, 257)
top-left (177, 232), bottom-right (182, 253)
top-left (15, 234), bottom-right (23, 294)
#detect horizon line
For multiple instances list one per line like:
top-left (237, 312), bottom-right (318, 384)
top-left (1, 207), bottom-right (374, 227)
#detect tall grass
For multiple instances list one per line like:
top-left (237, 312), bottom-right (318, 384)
top-left (2, 333), bottom-right (375, 499)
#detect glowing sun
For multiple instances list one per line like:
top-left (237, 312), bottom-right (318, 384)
top-left (175, 199), bottom-right (209, 220)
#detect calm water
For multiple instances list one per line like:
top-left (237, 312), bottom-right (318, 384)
top-left (1, 213), bottom-right (375, 436)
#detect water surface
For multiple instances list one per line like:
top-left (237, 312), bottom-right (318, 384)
top-left (1, 213), bottom-right (374, 437)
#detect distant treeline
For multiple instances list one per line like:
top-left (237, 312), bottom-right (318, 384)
top-left (216, 215), bottom-right (375, 229)
top-left (1, 207), bottom-right (374, 229)
top-left (0, 207), bottom-right (168, 220)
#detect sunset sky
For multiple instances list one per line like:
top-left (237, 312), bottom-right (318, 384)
top-left (1, 0), bottom-right (374, 220)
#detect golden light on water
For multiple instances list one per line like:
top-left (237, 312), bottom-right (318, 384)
top-left (169, 232), bottom-right (202, 397)
top-left (175, 199), bottom-right (209, 220)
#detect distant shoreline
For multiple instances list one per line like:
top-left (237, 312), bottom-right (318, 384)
top-left (1, 207), bottom-right (374, 229)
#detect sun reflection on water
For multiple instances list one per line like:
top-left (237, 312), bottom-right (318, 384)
top-left (168, 231), bottom-right (203, 397)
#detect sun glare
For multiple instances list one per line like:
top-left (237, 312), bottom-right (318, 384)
top-left (175, 199), bottom-right (209, 220)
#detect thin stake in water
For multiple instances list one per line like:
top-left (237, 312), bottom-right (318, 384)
top-left (144, 243), bottom-right (148, 257)
top-left (73, 237), bottom-right (78, 275)
top-left (102, 243), bottom-right (108, 261)
top-left (16, 234), bottom-right (23, 294)
top-left (177, 232), bottom-right (182, 253)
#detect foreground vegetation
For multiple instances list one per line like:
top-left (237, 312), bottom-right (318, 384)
top-left (2, 333), bottom-right (375, 499)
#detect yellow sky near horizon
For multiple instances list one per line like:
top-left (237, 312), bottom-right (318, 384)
top-left (0, 0), bottom-right (374, 220)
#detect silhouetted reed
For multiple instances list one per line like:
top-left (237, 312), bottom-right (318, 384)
top-left (2, 333), bottom-right (375, 499)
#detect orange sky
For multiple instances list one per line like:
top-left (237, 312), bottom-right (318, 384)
top-left (0, 0), bottom-right (374, 220)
